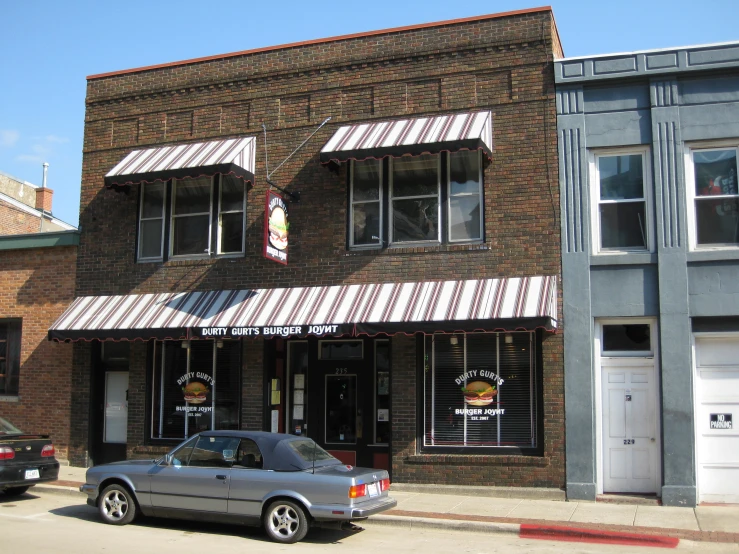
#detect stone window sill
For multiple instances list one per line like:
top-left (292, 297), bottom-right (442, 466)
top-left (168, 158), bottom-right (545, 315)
top-left (407, 453), bottom-right (549, 466)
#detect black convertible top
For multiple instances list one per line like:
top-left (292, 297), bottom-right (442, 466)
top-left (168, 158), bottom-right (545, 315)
top-left (199, 430), bottom-right (340, 471)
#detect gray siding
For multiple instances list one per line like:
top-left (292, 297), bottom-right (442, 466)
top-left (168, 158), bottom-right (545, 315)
top-left (556, 42), bottom-right (739, 507)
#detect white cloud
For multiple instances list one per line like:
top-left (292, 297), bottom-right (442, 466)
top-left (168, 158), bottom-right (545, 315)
top-left (16, 154), bottom-right (45, 164)
top-left (32, 144), bottom-right (51, 155)
top-left (45, 135), bottom-right (69, 144)
top-left (0, 129), bottom-right (19, 147)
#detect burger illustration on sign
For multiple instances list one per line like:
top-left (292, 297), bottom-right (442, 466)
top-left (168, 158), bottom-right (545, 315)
top-left (182, 381), bottom-right (209, 404)
top-left (461, 381), bottom-right (497, 406)
top-left (268, 206), bottom-right (289, 251)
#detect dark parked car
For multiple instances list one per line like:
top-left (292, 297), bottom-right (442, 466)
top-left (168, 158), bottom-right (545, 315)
top-left (81, 430), bottom-right (397, 543)
top-left (0, 417), bottom-right (60, 496)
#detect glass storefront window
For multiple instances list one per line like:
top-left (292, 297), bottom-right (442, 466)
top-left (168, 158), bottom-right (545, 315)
top-left (319, 340), bottom-right (363, 360)
top-left (375, 340), bottom-right (390, 444)
top-left (151, 340), bottom-right (241, 440)
top-left (423, 332), bottom-right (538, 450)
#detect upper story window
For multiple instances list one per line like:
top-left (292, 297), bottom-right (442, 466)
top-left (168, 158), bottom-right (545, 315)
top-left (138, 174), bottom-right (247, 262)
top-left (349, 150), bottom-right (483, 249)
top-left (686, 145), bottom-right (739, 249)
top-left (591, 149), bottom-right (651, 254)
top-left (0, 320), bottom-right (21, 396)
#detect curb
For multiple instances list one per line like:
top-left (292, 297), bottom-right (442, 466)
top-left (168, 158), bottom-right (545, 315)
top-left (366, 514), bottom-right (521, 536)
top-left (390, 483), bottom-right (566, 501)
top-left (520, 524), bottom-right (680, 548)
top-left (367, 516), bottom-right (680, 548)
top-left (32, 484), bottom-right (84, 498)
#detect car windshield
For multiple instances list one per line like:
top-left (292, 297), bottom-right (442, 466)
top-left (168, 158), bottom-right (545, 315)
top-left (0, 417), bottom-right (23, 435)
top-left (285, 440), bottom-right (336, 463)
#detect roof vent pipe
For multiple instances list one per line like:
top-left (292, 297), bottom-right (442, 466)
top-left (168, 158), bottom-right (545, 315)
top-left (42, 162), bottom-right (49, 189)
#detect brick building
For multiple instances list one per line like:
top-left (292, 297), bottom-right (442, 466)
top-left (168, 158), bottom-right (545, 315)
top-left (0, 169), bottom-right (78, 461)
top-left (52, 8), bottom-right (565, 489)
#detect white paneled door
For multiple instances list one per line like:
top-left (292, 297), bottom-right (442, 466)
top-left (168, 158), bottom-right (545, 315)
top-left (695, 336), bottom-right (739, 504)
top-left (602, 363), bottom-right (658, 494)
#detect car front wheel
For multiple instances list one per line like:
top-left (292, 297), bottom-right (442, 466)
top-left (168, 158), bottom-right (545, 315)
top-left (263, 500), bottom-right (309, 543)
top-left (3, 486), bottom-right (30, 497)
top-left (99, 484), bottom-right (137, 525)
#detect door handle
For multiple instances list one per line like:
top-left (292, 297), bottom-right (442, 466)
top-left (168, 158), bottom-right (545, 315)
top-left (650, 438), bottom-right (655, 442)
top-left (215, 474), bottom-right (228, 480)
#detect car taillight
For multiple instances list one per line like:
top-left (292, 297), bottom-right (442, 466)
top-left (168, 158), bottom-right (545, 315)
top-left (348, 484), bottom-right (367, 499)
top-left (0, 447), bottom-right (14, 460)
top-left (41, 444), bottom-right (55, 457)
top-left (380, 478), bottom-right (390, 491)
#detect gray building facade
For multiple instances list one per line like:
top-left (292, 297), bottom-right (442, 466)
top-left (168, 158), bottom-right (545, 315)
top-left (556, 42), bottom-right (739, 507)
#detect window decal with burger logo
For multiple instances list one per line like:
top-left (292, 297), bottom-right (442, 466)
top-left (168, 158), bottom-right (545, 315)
top-left (175, 371), bottom-right (215, 417)
top-left (455, 371), bottom-right (506, 419)
top-left (264, 191), bottom-right (288, 265)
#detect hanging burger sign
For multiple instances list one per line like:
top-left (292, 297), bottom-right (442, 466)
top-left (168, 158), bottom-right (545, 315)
top-left (264, 190), bottom-right (288, 265)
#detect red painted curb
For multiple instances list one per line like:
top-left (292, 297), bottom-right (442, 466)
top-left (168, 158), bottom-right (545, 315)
top-left (520, 524), bottom-right (680, 548)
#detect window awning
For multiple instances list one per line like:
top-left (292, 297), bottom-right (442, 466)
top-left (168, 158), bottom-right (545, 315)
top-left (319, 111), bottom-right (493, 164)
top-left (104, 136), bottom-right (256, 188)
top-left (48, 276), bottom-right (556, 342)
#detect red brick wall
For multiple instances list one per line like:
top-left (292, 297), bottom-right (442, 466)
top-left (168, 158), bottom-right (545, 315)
top-left (0, 245), bottom-right (77, 461)
top-left (73, 10), bottom-right (564, 487)
top-left (0, 200), bottom-right (42, 235)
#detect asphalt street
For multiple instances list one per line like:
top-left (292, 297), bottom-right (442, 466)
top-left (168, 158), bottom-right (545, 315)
top-left (1, 490), bottom-right (738, 553)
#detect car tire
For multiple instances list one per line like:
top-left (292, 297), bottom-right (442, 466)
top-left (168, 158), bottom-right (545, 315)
top-left (263, 499), bottom-right (309, 544)
top-left (98, 484), bottom-right (137, 525)
top-left (3, 486), bottom-right (30, 497)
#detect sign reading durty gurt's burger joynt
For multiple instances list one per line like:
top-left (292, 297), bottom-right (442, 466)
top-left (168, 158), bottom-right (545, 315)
top-left (264, 190), bottom-right (288, 265)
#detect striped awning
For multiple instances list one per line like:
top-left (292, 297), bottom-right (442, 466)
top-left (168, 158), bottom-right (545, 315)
top-left (49, 276), bottom-right (556, 342)
top-left (104, 136), bottom-right (256, 188)
top-left (320, 111), bottom-right (493, 164)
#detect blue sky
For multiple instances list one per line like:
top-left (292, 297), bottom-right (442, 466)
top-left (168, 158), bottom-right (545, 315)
top-left (2, 0), bottom-right (738, 227)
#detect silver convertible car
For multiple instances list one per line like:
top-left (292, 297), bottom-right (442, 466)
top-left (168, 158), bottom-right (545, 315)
top-left (80, 430), bottom-right (396, 543)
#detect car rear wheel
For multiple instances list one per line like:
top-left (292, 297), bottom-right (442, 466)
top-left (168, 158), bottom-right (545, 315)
top-left (99, 484), bottom-right (137, 525)
top-left (3, 486), bottom-right (30, 497)
top-left (263, 500), bottom-right (309, 543)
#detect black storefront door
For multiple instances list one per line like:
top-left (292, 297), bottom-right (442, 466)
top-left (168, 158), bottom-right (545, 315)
top-left (285, 337), bottom-right (390, 471)
top-left (90, 342), bottom-right (130, 465)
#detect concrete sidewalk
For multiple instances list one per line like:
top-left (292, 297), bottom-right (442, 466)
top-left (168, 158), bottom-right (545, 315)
top-left (35, 465), bottom-right (739, 546)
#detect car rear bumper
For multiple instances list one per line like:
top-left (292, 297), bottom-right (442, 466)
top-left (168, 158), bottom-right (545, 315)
top-left (310, 495), bottom-right (397, 521)
top-left (0, 461), bottom-right (60, 489)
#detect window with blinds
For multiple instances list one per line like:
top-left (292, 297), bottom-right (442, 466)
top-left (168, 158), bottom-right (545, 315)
top-left (151, 340), bottom-right (241, 440)
top-left (423, 332), bottom-right (537, 451)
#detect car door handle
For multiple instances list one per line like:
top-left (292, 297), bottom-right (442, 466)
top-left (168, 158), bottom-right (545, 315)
top-left (215, 474), bottom-right (228, 480)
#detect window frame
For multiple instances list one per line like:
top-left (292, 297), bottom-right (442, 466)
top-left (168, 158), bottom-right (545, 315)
top-left (589, 147), bottom-right (653, 255)
top-left (216, 175), bottom-right (247, 257)
top-left (599, 320), bottom-right (655, 358)
top-left (685, 141), bottom-right (739, 251)
top-left (137, 182), bottom-right (167, 262)
top-left (148, 339), bottom-right (242, 442)
top-left (389, 155), bottom-right (442, 246)
top-left (169, 176), bottom-right (214, 260)
top-left (349, 159), bottom-right (383, 249)
top-left (0, 319), bottom-right (22, 397)
top-left (137, 175), bottom-right (248, 263)
top-left (447, 149), bottom-right (484, 243)
top-left (420, 331), bottom-right (542, 455)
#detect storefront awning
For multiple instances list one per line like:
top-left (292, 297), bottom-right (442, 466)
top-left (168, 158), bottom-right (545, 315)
top-left (319, 111), bottom-right (493, 164)
top-left (104, 136), bottom-right (256, 188)
top-left (48, 276), bottom-right (556, 342)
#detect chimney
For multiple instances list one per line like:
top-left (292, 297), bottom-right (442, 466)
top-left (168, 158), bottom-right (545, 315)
top-left (36, 162), bottom-right (53, 213)
top-left (35, 187), bottom-right (53, 213)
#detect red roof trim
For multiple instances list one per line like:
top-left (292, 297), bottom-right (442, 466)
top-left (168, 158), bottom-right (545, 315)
top-left (87, 7), bottom-right (553, 80)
